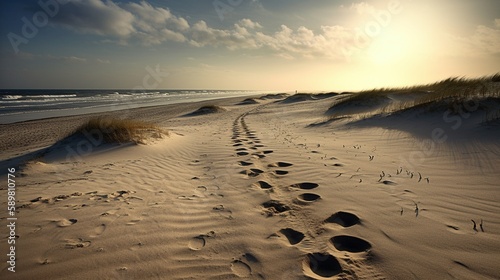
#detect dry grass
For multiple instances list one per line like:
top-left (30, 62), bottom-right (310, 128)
top-left (329, 73), bottom-right (500, 116)
top-left (73, 117), bottom-right (166, 144)
top-left (190, 105), bottom-right (226, 114)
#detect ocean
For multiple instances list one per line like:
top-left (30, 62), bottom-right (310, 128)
top-left (0, 89), bottom-right (266, 124)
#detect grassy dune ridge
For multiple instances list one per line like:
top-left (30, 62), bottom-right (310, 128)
top-left (327, 74), bottom-right (500, 118)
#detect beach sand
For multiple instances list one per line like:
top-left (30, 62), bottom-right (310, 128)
top-left (1, 93), bottom-right (499, 279)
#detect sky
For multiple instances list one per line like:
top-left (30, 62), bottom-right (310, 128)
top-left (0, 0), bottom-right (499, 91)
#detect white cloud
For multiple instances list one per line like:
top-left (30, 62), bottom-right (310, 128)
top-left (63, 56), bottom-right (87, 63)
top-left (454, 19), bottom-right (500, 55)
top-left (238, 18), bottom-right (262, 29)
top-left (53, 0), bottom-right (136, 37)
top-left (49, 0), bottom-right (377, 59)
top-left (350, 2), bottom-right (376, 15)
top-left (97, 58), bottom-right (111, 64)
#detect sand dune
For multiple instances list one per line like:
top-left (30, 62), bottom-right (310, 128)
top-left (1, 86), bottom-right (499, 279)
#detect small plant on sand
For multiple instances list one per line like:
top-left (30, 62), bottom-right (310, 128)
top-left (73, 116), bottom-right (166, 144)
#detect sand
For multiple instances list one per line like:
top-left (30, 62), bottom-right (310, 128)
top-left (1, 93), bottom-right (499, 279)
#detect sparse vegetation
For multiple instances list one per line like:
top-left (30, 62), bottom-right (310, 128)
top-left (327, 73), bottom-right (500, 118)
top-left (189, 105), bottom-right (226, 115)
top-left (73, 116), bottom-right (166, 144)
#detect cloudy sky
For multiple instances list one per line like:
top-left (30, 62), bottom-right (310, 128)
top-left (0, 0), bottom-right (499, 91)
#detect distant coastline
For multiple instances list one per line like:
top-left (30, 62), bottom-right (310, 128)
top-left (0, 89), bottom-right (268, 124)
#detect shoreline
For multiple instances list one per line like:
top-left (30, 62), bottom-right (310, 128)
top-left (0, 92), bottom-right (267, 125)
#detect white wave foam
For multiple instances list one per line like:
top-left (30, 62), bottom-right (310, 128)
top-left (2, 95), bottom-right (23, 100)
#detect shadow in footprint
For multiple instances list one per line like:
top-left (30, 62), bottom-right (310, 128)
top-left (237, 152), bottom-right (249, 156)
top-left (330, 235), bottom-right (371, 253)
top-left (303, 253), bottom-right (342, 278)
top-left (268, 162), bottom-right (293, 168)
top-left (262, 200), bottom-right (290, 213)
top-left (279, 228), bottom-right (305, 245)
top-left (290, 182), bottom-right (319, 190)
top-left (382, 180), bottom-right (397, 185)
top-left (254, 181), bottom-right (273, 190)
top-left (297, 193), bottom-right (321, 202)
top-left (324, 211), bottom-right (360, 227)
top-left (238, 161), bottom-right (253, 166)
top-left (240, 169), bottom-right (264, 177)
top-left (274, 170), bottom-right (288, 175)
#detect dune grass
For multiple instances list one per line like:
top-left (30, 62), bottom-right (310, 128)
top-left (191, 105), bottom-right (226, 114)
top-left (328, 73), bottom-right (500, 116)
top-left (199, 105), bottom-right (224, 111)
top-left (73, 116), bottom-right (166, 144)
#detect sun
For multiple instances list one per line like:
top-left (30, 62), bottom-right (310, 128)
top-left (367, 34), bottom-right (407, 65)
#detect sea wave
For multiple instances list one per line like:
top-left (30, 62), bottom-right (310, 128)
top-left (28, 94), bottom-right (78, 98)
top-left (2, 95), bottom-right (23, 100)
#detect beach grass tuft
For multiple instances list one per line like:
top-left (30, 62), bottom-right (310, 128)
top-left (73, 116), bottom-right (166, 144)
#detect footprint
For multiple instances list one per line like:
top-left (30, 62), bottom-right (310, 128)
top-left (279, 228), bottom-right (305, 245)
top-left (213, 205), bottom-right (233, 219)
top-left (263, 150), bottom-right (274, 154)
top-left (231, 260), bottom-right (252, 277)
top-left (262, 200), bottom-right (290, 213)
top-left (56, 218), bottom-right (78, 227)
top-left (92, 223), bottom-right (106, 237)
top-left (65, 238), bottom-right (91, 249)
top-left (240, 169), bottom-right (264, 177)
top-left (324, 211), bottom-right (360, 227)
top-left (238, 161), bottom-right (253, 166)
top-left (330, 235), bottom-right (372, 253)
top-left (233, 143), bottom-right (243, 147)
top-left (196, 186), bottom-right (208, 192)
top-left (382, 180), bottom-right (397, 185)
top-left (274, 170), bottom-right (288, 175)
top-left (290, 182), bottom-right (319, 190)
top-left (235, 148), bottom-right (247, 151)
top-left (237, 152), bottom-right (249, 156)
top-left (254, 181), bottom-right (273, 190)
top-left (255, 144), bottom-right (265, 148)
top-left (268, 162), bottom-right (293, 168)
top-left (297, 193), bottom-right (321, 203)
top-left (177, 195), bottom-right (199, 200)
top-left (188, 236), bottom-right (206, 251)
top-left (130, 242), bottom-right (145, 251)
top-left (303, 253), bottom-right (342, 278)
top-left (252, 153), bottom-right (266, 159)
top-left (126, 219), bottom-right (142, 226)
